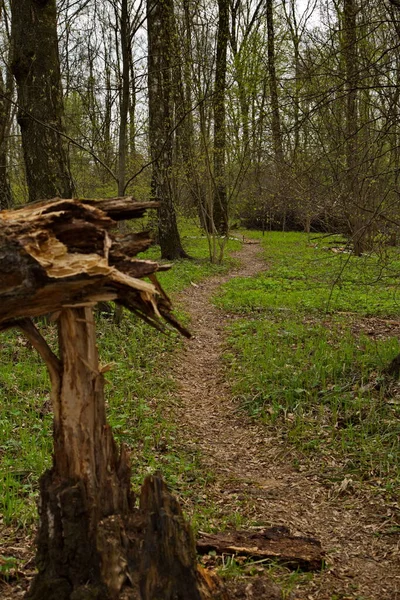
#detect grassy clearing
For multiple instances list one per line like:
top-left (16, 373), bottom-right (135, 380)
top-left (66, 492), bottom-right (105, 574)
top-left (216, 232), bottom-right (400, 490)
top-left (0, 225), bottom-right (241, 529)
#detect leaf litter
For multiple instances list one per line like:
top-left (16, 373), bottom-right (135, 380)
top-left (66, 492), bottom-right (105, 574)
top-left (171, 241), bottom-right (400, 600)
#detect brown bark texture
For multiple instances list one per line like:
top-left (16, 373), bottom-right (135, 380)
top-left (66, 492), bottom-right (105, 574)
top-left (266, 0), bottom-right (284, 165)
top-left (197, 527), bottom-right (324, 572)
top-left (11, 0), bottom-right (74, 202)
top-left (0, 62), bottom-right (13, 209)
top-left (213, 0), bottom-right (229, 236)
top-left (147, 0), bottom-right (188, 259)
top-left (343, 0), bottom-right (363, 253)
top-left (0, 197), bottom-right (225, 599)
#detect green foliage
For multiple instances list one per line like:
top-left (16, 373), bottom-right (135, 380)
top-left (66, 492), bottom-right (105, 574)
top-left (0, 554), bottom-right (20, 579)
top-left (217, 232), bottom-right (400, 486)
top-left (0, 333), bottom-right (54, 527)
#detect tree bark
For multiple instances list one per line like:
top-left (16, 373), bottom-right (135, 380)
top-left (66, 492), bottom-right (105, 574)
top-left (11, 0), bottom-right (75, 202)
top-left (0, 66), bottom-right (13, 209)
top-left (343, 0), bottom-right (362, 253)
top-left (266, 0), bottom-right (284, 165)
top-left (197, 527), bottom-right (324, 572)
top-left (0, 2), bottom-right (14, 211)
top-left (147, 0), bottom-right (188, 259)
top-left (266, 0), bottom-right (286, 230)
top-left (213, 0), bottom-right (229, 236)
top-left (26, 308), bottom-right (222, 600)
top-left (27, 306), bottom-right (133, 600)
top-left (117, 0), bottom-right (130, 198)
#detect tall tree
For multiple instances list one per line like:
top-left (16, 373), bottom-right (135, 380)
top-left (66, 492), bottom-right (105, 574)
top-left (147, 0), bottom-right (188, 259)
top-left (0, 63), bottom-right (13, 209)
top-left (0, 2), bottom-right (13, 210)
top-left (266, 0), bottom-right (284, 165)
top-left (117, 0), bottom-right (130, 197)
top-left (213, 0), bottom-right (229, 235)
top-left (266, 0), bottom-right (285, 227)
top-left (343, 0), bottom-right (363, 252)
top-left (11, 0), bottom-right (74, 202)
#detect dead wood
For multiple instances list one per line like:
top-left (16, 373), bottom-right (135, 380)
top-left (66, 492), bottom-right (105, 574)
top-left (0, 196), bottom-right (189, 336)
top-left (196, 527), bottom-right (324, 571)
top-left (135, 474), bottom-right (229, 600)
top-left (0, 197), bottom-right (230, 600)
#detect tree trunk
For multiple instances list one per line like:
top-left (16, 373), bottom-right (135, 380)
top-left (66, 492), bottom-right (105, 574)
top-left (11, 0), bottom-right (75, 202)
top-left (266, 0), bottom-right (285, 228)
top-left (343, 0), bottom-right (362, 254)
top-left (213, 0), bottom-right (229, 236)
top-left (147, 0), bottom-right (188, 259)
top-left (0, 16), bottom-right (13, 210)
top-left (27, 307), bottom-right (132, 600)
top-left (0, 67), bottom-right (13, 209)
top-left (266, 0), bottom-right (284, 166)
top-left (24, 306), bottom-right (222, 600)
top-left (174, 0), bottom-right (198, 215)
top-left (117, 0), bottom-right (130, 198)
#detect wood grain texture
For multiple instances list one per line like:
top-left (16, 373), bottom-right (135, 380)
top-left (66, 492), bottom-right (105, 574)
top-left (0, 197), bottom-right (190, 337)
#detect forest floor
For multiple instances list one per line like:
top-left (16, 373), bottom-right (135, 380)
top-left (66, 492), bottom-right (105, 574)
top-left (171, 239), bottom-right (400, 600)
top-left (1, 236), bottom-right (400, 600)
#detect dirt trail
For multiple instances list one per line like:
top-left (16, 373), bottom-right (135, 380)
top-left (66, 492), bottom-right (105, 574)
top-left (173, 241), bottom-right (400, 600)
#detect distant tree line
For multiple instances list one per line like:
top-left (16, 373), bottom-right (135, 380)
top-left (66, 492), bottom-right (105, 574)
top-left (2, 0), bottom-right (400, 256)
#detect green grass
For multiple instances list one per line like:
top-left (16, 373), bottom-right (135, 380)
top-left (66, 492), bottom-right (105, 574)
top-left (216, 232), bottom-right (400, 316)
top-left (216, 231), bottom-right (400, 488)
top-left (0, 224), bottom-right (240, 528)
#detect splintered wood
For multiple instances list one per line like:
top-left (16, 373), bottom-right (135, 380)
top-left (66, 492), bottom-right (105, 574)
top-left (0, 196), bottom-right (188, 336)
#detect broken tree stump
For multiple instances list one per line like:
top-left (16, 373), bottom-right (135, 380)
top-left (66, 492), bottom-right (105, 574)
top-left (0, 197), bottom-right (226, 600)
top-left (135, 475), bottom-right (229, 600)
top-left (197, 526), bottom-right (324, 572)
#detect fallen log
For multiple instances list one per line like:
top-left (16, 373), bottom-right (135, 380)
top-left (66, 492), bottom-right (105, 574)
top-left (197, 526), bottom-right (324, 572)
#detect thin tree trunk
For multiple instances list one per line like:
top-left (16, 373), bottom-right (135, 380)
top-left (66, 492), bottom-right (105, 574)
top-left (0, 66), bottom-right (13, 209)
top-left (129, 57), bottom-right (137, 160)
top-left (266, 0), bottom-right (285, 229)
top-left (213, 0), bottom-right (229, 236)
top-left (118, 0), bottom-right (130, 197)
top-left (266, 0), bottom-right (284, 165)
top-left (174, 0), bottom-right (197, 214)
top-left (343, 0), bottom-right (362, 253)
top-left (230, 0), bottom-right (250, 152)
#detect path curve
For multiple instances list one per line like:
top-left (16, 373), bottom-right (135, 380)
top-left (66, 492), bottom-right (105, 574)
top-left (173, 240), bottom-right (399, 600)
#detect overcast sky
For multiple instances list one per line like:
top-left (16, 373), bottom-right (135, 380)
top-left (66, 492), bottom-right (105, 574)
top-left (296, 0), bottom-right (320, 26)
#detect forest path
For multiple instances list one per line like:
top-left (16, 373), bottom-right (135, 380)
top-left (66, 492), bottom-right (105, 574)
top-left (172, 240), bottom-right (399, 600)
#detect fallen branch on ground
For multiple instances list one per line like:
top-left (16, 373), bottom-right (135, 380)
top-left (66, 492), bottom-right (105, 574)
top-left (197, 526), bottom-right (324, 571)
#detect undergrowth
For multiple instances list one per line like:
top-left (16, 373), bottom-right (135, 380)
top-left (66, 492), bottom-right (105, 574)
top-left (216, 232), bottom-right (400, 490)
top-left (0, 224), bottom-right (241, 529)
